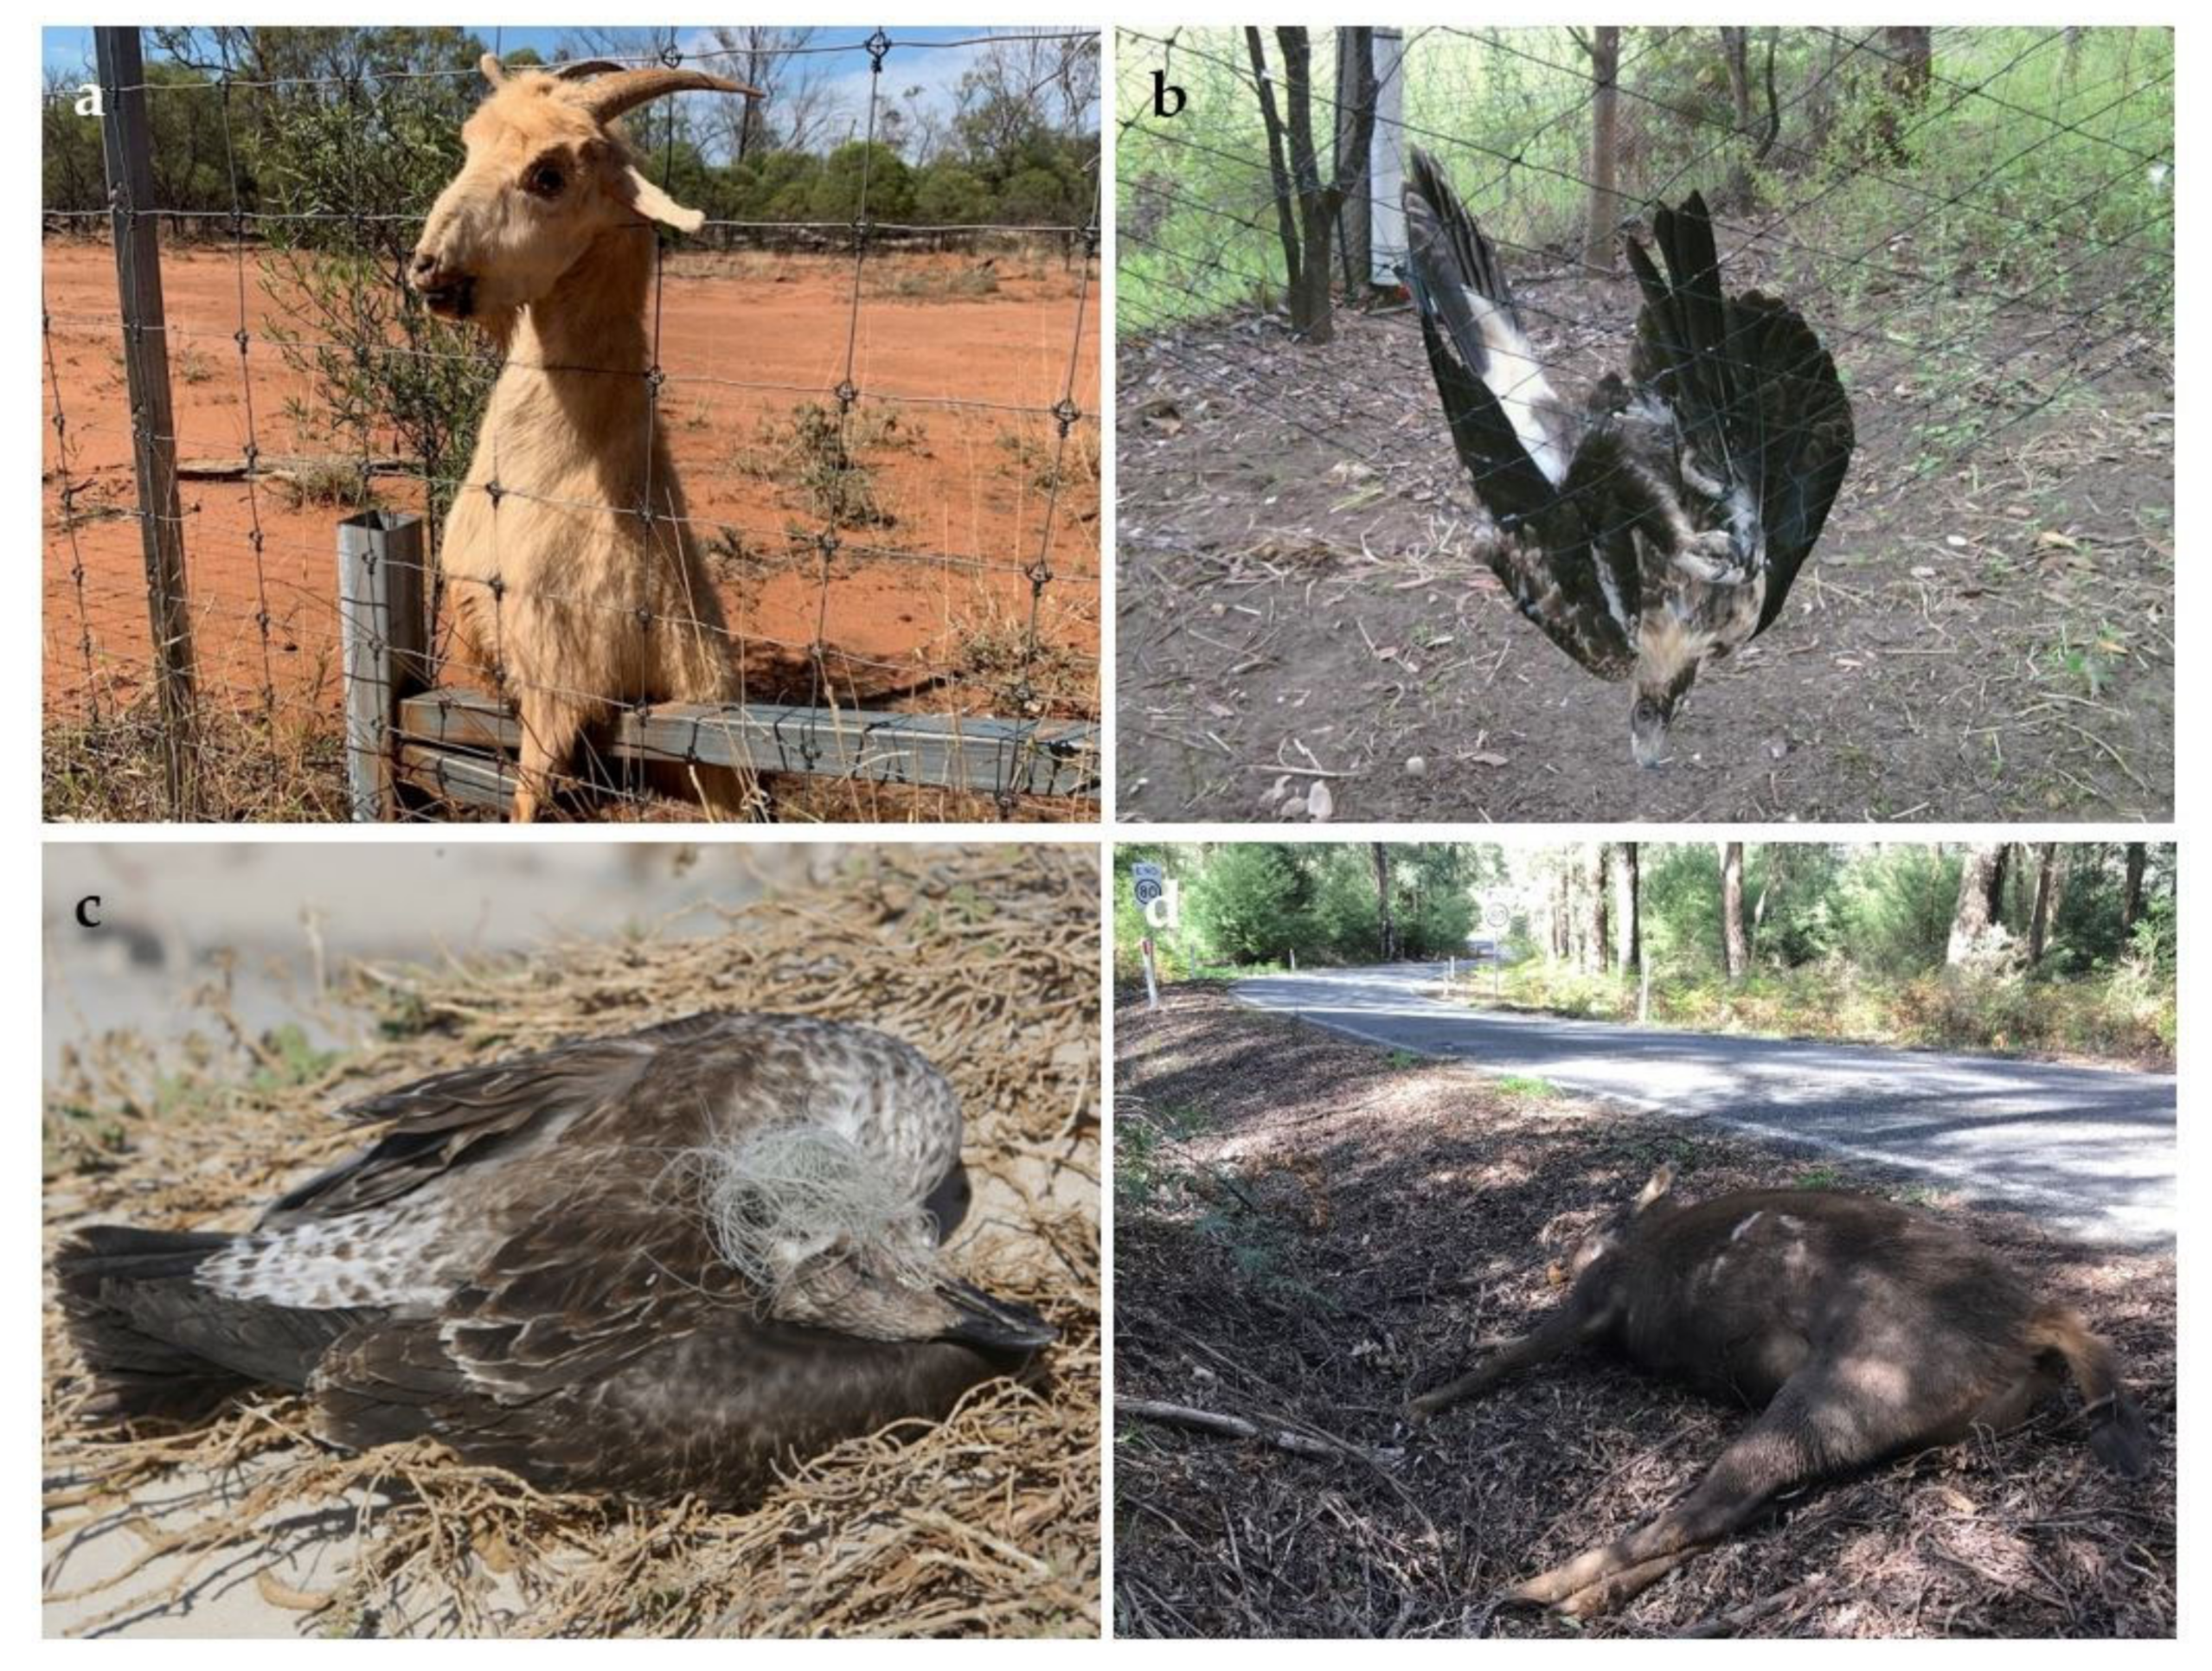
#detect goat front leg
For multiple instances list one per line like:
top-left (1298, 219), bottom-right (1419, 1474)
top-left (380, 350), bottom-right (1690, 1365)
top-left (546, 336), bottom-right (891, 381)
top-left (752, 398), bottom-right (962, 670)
top-left (1407, 1290), bottom-right (1610, 1423)
top-left (510, 693), bottom-right (582, 824)
top-left (1509, 1363), bottom-right (1848, 1617)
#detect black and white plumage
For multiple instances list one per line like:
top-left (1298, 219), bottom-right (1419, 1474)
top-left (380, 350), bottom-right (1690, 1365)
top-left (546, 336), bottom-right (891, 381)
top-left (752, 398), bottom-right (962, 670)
top-left (54, 1012), bottom-right (1055, 1507)
top-left (1400, 148), bottom-right (1855, 765)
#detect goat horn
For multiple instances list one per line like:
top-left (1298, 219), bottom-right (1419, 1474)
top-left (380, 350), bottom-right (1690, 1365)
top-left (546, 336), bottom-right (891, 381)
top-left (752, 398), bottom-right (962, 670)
top-left (550, 59), bottom-right (630, 81)
top-left (568, 66), bottom-right (762, 122)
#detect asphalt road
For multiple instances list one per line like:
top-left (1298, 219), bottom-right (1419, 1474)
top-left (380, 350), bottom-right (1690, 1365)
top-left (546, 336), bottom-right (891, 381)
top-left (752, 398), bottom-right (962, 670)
top-left (1232, 963), bottom-right (2177, 1249)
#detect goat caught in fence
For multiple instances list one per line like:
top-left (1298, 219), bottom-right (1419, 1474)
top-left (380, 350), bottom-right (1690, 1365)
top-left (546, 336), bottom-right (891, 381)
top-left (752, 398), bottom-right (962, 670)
top-left (413, 55), bottom-right (765, 823)
top-left (1407, 1165), bottom-right (2148, 1618)
top-left (44, 25), bottom-right (1103, 823)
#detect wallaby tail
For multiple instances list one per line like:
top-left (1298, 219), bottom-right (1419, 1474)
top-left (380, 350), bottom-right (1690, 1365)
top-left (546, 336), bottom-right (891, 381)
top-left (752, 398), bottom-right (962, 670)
top-left (2027, 1302), bottom-right (2148, 1477)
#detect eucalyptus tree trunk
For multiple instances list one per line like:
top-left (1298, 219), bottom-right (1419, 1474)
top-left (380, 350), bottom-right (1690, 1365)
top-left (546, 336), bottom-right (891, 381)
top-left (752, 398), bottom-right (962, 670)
top-left (1720, 842), bottom-right (1749, 983)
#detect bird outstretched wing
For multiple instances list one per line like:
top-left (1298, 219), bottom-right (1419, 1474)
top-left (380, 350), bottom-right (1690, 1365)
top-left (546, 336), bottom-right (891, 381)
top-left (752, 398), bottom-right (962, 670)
top-left (1399, 146), bottom-right (1572, 522)
top-left (1625, 194), bottom-right (1854, 634)
top-left (1401, 148), bottom-right (1636, 679)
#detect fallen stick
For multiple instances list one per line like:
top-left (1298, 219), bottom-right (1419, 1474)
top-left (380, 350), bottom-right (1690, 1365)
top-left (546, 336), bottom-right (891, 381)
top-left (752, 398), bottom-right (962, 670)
top-left (1118, 1398), bottom-right (1371, 1463)
top-left (1672, 1573), bottom-right (1825, 1638)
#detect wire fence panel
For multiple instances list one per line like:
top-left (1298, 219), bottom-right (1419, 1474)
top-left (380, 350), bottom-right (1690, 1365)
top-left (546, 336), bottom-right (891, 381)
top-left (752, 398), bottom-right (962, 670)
top-left (43, 24), bottom-right (1101, 822)
top-left (1116, 26), bottom-right (2172, 825)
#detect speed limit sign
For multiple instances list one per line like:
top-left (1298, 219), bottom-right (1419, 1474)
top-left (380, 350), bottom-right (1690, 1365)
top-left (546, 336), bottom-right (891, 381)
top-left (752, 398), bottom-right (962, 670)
top-left (1132, 861), bottom-right (1164, 908)
top-left (1484, 899), bottom-right (1510, 932)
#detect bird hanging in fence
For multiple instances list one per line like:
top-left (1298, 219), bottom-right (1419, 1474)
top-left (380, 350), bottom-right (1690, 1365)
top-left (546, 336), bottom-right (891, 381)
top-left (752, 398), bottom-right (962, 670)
top-left (54, 1012), bottom-right (1055, 1507)
top-left (1398, 148), bottom-right (1854, 766)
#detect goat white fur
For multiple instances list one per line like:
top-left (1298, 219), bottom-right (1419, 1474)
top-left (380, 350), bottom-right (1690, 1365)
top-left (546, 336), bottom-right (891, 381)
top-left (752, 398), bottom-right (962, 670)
top-left (410, 55), bottom-right (762, 822)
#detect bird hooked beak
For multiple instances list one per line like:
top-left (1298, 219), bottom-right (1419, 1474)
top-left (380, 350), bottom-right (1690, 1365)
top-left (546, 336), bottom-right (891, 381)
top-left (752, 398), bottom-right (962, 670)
top-left (935, 1277), bottom-right (1057, 1351)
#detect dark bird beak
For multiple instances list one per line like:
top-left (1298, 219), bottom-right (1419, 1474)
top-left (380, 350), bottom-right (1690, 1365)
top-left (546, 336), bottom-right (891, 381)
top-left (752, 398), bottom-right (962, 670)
top-left (936, 1278), bottom-right (1056, 1352)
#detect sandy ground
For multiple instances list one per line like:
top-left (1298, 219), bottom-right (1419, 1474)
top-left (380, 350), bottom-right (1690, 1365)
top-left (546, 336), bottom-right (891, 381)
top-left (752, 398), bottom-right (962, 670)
top-left (42, 842), bottom-right (840, 1072)
top-left (42, 239), bottom-right (1101, 725)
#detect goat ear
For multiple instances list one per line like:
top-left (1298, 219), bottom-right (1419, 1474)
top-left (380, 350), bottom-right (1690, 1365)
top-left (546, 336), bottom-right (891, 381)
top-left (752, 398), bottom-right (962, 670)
top-left (1633, 1164), bottom-right (1674, 1214)
top-left (624, 167), bottom-right (705, 234)
top-left (479, 54), bottom-right (507, 88)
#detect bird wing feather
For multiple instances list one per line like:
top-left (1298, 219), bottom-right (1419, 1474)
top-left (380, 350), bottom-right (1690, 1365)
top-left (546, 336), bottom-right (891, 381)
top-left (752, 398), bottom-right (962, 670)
top-left (264, 1013), bottom-right (734, 1224)
top-left (1402, 148), bottom-right (1640, 679)
top-left (1625, 197), bottom-right (1853, 637)
top-left (1400, 146), bottom-right (1570, 520)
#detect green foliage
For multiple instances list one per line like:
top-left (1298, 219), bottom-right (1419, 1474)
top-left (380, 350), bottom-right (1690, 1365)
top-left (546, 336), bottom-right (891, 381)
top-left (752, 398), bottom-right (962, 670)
top-left (1490, 957), bottom-right (2174, 1069)
top-left (1188, 843), bottom-right (1306, 966)
top-left (240, 30), bottom-right (499, 521)
top-left (1117, 27), bottom-right (2172, 338)
top-left (1832, 847), bottom-right (1961, 975)
top-left (913, 160), bottom-right (994, 225)
top-left (810, 141), bottom-right (914, 223)
top-left (44, 27), bottom-right (1100, 232)
top-left (1120, 842), bottom-right (2177, 1069)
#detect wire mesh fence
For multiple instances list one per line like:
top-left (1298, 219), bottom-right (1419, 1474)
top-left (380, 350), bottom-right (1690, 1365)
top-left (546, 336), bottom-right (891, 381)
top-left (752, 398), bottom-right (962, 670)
top-left (43, 24), bottom-right (1101, 822)
top-left (1116, 26), bottom-right (2173, 824)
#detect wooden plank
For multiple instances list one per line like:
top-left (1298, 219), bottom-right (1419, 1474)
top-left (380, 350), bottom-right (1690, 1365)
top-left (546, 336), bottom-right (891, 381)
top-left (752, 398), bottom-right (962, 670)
top-left (337, 512), bottom-right (429, 821)
top-left (96, 26), bottom-right (197, 818)
top-left (396, 688), bottom-right (1100, 803)
top-left (392, 741), bottom-right (514, 814)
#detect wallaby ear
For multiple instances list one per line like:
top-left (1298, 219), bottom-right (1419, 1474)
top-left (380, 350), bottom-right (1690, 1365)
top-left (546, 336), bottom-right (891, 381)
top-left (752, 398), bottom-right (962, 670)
top-left (624, 166), bottom-right (705, 233)
top-left (1633, 1164), bottom-right (1675, 1214)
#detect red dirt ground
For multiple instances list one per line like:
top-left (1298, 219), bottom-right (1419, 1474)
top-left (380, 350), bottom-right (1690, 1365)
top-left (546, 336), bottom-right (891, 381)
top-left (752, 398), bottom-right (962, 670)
top-left (42, 238), bottom-right (1101, 729)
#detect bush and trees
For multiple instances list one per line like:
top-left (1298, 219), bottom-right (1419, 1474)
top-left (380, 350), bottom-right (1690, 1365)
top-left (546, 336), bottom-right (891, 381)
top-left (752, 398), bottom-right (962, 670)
top-left (1114, 842), bottom-right (2175, 1066)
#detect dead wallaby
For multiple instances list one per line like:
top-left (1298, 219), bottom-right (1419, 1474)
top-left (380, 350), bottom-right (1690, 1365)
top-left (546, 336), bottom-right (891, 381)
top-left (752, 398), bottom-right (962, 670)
top-left (1408, 1166), bottom-right (2147, 1617)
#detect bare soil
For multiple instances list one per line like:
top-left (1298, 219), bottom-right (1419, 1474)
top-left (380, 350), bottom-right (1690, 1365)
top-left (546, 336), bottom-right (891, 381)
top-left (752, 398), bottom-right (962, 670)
top-left (42, 238), bottom-right (1100, 737)
top-left (1112, 985), bottom-right (2175, 1638)
top-left (1116, 268), bottom-right (2171, 822)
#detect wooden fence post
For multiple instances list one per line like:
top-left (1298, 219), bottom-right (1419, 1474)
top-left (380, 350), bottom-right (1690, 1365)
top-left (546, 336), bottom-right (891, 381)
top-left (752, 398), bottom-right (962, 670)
top-left (338, 511), bottom-right (428, 821)
top-left (95, 25), bottom-right (197, 817)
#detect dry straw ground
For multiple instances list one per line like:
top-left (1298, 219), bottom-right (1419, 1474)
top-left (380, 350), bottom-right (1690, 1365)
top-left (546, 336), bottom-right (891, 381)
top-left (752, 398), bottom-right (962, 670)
top-left (1113, 985), bottom-right (2173, 1638)
top-left (42, 844), bottom-right (1099, 1637)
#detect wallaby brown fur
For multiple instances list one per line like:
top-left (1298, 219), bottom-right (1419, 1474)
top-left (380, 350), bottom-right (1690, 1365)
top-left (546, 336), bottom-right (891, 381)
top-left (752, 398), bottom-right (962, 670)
top-left (1408, 1166), bottom-right (2147, 1617)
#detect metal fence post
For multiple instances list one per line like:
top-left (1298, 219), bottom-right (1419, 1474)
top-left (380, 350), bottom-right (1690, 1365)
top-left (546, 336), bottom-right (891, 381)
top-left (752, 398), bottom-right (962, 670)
top-left (338, 511), bottom-right (428, 821)
top-left (95, 25), bottom-right (197, 817)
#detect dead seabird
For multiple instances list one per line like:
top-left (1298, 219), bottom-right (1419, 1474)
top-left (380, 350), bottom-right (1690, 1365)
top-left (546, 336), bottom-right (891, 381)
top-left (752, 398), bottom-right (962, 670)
top-left (54, 1011), bottom-right (1056, 1505)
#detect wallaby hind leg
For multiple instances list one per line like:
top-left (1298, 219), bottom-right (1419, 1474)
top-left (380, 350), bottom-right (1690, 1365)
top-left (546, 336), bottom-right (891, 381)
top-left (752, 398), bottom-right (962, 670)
top-left (1510, 1362), bottom-right (1864, 1617)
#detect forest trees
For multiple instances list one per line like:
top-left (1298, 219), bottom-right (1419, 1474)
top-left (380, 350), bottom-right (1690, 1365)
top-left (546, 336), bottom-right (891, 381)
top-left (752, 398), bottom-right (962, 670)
top-left (1244, 26), bottom-right (1377, 342)
top-left (43, 27), bottom-right (1099, 228)
top-left (1572, 25), bottom-right (1622, 271)
top-left (1129, 842), bottom-right (2170, 987)
top-left (1119, 843), bottom-right (2172, 1066)
top-left (1947, 842), bottom-right (2013, 965)
top-left (1720, 842), bottom-right (1749, 982)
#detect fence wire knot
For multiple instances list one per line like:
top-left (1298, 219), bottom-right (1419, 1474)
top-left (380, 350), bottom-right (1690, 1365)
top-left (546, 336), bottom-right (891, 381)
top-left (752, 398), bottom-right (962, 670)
top-left (1051, 396), bottom-right (1082, 435)
top-left (865, 29), bottom-right (892, 72)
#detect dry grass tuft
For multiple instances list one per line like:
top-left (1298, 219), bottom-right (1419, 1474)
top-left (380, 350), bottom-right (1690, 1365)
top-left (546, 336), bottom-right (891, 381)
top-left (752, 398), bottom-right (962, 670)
top-left (43, 844), bottom-right (1100, 1637)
